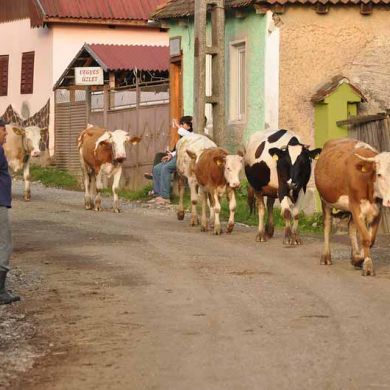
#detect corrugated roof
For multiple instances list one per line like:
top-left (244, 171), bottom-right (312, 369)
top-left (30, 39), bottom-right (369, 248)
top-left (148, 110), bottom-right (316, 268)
top-left (36, 0), bottom-right (164, 22)
top-left (87, 44), bottom-right (169, 72)
top-left (153, 0), bottom-right (254, 19)
top-left (153, 0), bottom-right (390, 19)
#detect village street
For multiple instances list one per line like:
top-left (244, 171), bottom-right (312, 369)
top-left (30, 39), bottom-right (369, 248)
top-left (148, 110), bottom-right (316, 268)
top-left (2, 181), bottom-right (390, 390)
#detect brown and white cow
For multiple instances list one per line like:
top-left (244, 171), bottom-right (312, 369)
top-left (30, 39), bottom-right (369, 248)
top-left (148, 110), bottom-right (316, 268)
top-left (4, 124), bottom-right (43, 201)
top-left (315, 138), bottom-right (390, 276)
top-left (176, 133), bottom-right (216, 225)
top-left (187, 147), bottom-right (244, 235)
top-left (78, 126), bottom-right (140, 213)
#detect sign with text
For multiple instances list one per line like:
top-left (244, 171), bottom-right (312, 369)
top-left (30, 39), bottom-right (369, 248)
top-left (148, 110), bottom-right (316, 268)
top-left (75, 67), bottom-right (104, 85)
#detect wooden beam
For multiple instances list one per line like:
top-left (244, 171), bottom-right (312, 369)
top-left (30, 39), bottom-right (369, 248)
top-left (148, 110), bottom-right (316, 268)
top-left (337, 114), bottom-right (386, 127)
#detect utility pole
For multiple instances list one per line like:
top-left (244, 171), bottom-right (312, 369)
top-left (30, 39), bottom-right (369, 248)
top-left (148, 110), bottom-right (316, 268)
top-left (193, 0), bottom-right (225, 146)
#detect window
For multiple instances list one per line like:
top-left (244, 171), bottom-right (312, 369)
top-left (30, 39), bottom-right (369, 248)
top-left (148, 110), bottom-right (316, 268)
top-left (21, 51), bottom-right (34, 94)
top-left (229, 41), bottom-right (246, 122)
top-left (0, 55), bottom-right (9, 96)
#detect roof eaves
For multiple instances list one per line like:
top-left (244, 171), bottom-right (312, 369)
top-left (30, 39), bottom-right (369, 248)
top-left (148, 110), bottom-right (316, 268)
top-left (83, 44), bottom-right (109, 72)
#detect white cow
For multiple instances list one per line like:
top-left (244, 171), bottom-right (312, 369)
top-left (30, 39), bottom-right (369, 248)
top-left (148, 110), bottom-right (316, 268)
top-left (4, 125), bottom-right (43, 201)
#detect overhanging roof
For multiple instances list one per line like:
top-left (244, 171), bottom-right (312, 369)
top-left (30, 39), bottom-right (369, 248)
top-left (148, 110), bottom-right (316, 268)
top-left (54, 43), bottom-right (169, 89)
top-left (152, 0), bottom-right (390, 19)
top-left (31, 0), bottom-right (165, 27)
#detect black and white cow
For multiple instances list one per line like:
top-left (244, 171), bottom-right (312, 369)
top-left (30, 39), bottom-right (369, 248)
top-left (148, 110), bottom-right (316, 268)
top-left (244, 129), bottom-right (321, 245)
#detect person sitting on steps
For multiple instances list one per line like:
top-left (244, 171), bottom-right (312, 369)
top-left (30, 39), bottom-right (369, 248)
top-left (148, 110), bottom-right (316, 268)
top-left (147, 116), bottom-right (194, 205)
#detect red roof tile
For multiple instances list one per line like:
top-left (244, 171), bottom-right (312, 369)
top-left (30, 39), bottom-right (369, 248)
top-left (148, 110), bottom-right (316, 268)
top-left (37, 0), bottom-right (164, 21)
top-left (87, 44), bottom-right (169, 72)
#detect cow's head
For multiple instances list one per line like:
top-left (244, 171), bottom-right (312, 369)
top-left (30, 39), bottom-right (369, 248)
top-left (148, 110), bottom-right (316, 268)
top-left (269, 144), bottom-right (321, 196)
top-left (214, 150), bottom-right (244, 189)
top-left (355, 152), bottom-right (390, 207)
top-left (13, 126), bottom-right (42, 157)
top-left (95, 130), bottom-right (141, 163)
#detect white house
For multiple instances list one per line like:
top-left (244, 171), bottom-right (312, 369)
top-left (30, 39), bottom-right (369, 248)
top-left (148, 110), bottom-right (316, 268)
top-left (0, 0), bottom-right (168, 153)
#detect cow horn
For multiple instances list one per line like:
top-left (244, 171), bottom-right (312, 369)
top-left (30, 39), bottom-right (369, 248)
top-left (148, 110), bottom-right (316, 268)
top-left (354, 154), bottom-right (376, 163)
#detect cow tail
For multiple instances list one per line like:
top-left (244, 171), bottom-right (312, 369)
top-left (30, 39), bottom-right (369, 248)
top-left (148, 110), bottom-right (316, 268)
top-left (247, 185), bottom-right (256, 215)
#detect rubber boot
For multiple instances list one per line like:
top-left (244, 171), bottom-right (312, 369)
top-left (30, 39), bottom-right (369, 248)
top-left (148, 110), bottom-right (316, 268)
top-left (0, 271), bottom-right (20, 305)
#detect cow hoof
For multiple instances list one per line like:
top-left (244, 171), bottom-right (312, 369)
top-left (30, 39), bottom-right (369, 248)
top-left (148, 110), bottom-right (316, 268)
top-left (214, 226), bottom-right (222, 235)
top-left (114, 209), bottom-right (121, 214)
top-left (265, 225), bottom-right (274, 238)
top-left (190, 217), bottom-right (199, 226)
top-left (320, 254), bottom-right (332, 265)
top-left (94, 207), bottom-right (101, 212)
top-left (177, 211), bottom-right (185, 221)
top-left (351, 257), bottom-right (364, 269)
top-left (85, 205), bottom-right (92, 210)
top-left (226, 223), bottom-right (234, 234)
top-left (200, 225), bottom-right (208, 232)
top-left (256, 232), bottom-right (267, 242)
top-left (362, 258), bottom-right (375, 276)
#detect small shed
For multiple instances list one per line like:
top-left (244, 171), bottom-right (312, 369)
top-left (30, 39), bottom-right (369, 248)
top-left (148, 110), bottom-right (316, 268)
top-left (312, 75), bottom-right (367, 148)
top-left (53, 43), bottom-right (170, 189)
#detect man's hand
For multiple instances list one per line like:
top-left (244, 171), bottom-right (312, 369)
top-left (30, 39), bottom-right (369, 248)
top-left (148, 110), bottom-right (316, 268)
top-left (161, 153), bottom-right (173, 162)
top-left (172, 118), bottom-right (179, 128)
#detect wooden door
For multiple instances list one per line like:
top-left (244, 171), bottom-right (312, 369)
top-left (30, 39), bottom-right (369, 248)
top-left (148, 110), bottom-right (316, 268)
top-left (169, 59), bottom-right (183, 150)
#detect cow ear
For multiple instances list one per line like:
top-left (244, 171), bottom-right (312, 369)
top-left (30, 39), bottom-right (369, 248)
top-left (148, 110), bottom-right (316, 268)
top-left (356, 162), bottom-right (374, 174)
top-left (268, 147), bottom-right (284, 161)
top-left (186, 149), bottom-right (197, 160)
top-left (214, 156), bottom-right (226, 166)
top-left (308, 148), bottom-right (322, 160)
top-left (13, 127), bottom-right (25, 136)
top-left (95, 131), bottom-right (112, 150)
top-left (236, 149), bottom-right (244, 157)
top-left (128, 136), bottom-right (141, 145)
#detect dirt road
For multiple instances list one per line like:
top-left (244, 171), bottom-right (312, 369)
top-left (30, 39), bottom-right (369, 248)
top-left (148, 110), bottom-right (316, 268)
top-left (2, 182), bottom-right (390, 390)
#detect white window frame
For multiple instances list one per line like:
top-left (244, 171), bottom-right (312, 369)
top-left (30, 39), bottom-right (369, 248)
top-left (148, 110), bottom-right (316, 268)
top-left (229, 40), bottom-right (247, 123)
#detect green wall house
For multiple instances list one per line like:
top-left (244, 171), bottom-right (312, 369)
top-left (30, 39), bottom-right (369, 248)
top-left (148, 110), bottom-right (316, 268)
top-left (312, 76), bottom-right (367, 148)
top-left (153, 1), bottom-right (277, 150)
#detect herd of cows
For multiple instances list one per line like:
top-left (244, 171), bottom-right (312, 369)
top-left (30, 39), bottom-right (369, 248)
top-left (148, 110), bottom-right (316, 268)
top-left (3, 124), bottom-right (390, 277)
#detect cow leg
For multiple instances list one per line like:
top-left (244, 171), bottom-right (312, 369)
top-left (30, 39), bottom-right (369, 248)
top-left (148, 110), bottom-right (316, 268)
top-left (23, 160), bottom-right (31, 201)
top-left (82, 169), bottom-right (93, 210)
top-left (177, 175), bottom-right (186, 221)
top-left (188, 177), bottom-right (199, 226)
top-left (226, 187), bottom-right (236, 234)
top-left (208, 193), bottom-right (215, 229)
top-left (320, 202), bottom-right (332, 265)
top-left (112, 166), bottom-right (122, 213)
top-left (213, 193), bottom-right (222, 235)
top-left (199, 187), bottom-right (209, 232)
top-left (255, 194), bottom-right (267, 242)
top-left (349, 218), bottom-right (364, 268)
top-left (351, 206), bottom-right (375, 276)
top-left (369, 212), bottom-right (381, 248)
top-left (94, 171), bottom-right (102, 212)
top-left (290, 191), bottom-right (305, 245)
top-left (281, 196), bottom-right (293, 245)
top-left (265, 197), bottom-right (275, 238)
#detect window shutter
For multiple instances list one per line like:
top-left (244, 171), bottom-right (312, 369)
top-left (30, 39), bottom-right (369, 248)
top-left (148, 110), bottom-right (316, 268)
top-left (21, 51), bottom-right (34, 94)
top-left (0, 55), bottom-right (9, 97)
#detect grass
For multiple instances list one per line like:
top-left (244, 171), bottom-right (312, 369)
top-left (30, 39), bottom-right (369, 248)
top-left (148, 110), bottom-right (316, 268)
top-left (172, 181), bottom-right (323, 234)
top-left (28, 166), bottom-right (322, 233)
top-left (30, 166), bottom-right (80, 191)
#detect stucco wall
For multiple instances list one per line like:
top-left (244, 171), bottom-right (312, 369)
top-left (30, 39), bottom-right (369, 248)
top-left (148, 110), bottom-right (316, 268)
top-left (225, 10), bottom-right (267, 148)
top-left (0, 19), bottom-right (53, 120)
top-left (279, 6), bottom-right (390, 146)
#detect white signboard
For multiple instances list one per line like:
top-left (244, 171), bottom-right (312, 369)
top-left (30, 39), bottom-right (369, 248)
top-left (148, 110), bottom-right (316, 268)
top-left (75, 67), bottom-right (104, 85)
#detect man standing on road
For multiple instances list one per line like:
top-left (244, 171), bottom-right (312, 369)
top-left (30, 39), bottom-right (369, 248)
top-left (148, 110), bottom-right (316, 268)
top-left (0, 119), bottom-right (20, 304)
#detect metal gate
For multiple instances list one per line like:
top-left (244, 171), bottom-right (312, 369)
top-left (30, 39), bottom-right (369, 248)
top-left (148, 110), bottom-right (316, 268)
top-left (54, 89), bottom-right (87, 173)
top-left (341, 112), bottom-right (390, 233)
